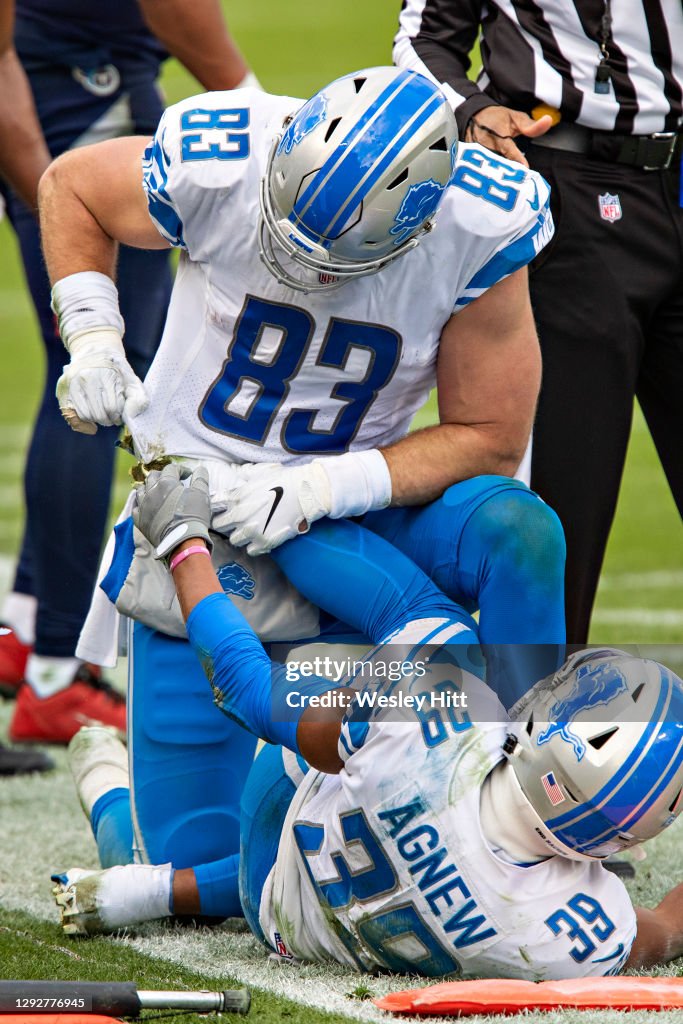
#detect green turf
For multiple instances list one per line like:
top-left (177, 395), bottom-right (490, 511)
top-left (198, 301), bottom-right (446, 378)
top-left (0, 908), bottom-right (354, 1024)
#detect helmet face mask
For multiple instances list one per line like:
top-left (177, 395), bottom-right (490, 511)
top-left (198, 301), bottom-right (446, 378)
top-left (505, 650), bottom-right (683, 860)
top-left (258, 67), bottom-right (458, 292)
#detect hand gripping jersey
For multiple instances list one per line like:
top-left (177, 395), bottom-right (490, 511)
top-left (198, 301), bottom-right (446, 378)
top-left (260, 621), bottom-right (636, 980)
top-left (135, 88), bottom-right (554, 467)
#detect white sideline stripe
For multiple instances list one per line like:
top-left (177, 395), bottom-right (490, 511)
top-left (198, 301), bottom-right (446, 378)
top-left (0, 424), bottom-right (31, 445)
top-left (592, 609), bottom-right (683, 627)
top-left (0, 484), bottom-right (21, 509)
top-left (599, 570), bottom-right (683, 591)
top-left (0, 453), bottom-right (25, 475)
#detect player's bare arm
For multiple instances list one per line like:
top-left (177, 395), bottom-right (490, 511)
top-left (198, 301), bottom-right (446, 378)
top-left (39, 137), bottom-right (169, 283)
top-left (39, 138), bottom-right (169, 433)
top-left (138, 0), bottom-right (251, 92)
top-left (383, 267), bottom-right (541, 505)
top-left (0, 0), bottom-right (51, 210)
top-left (627, 884), bottom-right (683, 969)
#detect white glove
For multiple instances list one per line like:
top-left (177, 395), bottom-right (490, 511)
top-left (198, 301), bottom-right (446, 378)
top-left (216, 461), bottom-right (332, 556)
top-left (56, 328), bottom-right (149, 434)
top-left (52, 863), bottom-right (172, 936)
top-left (216, 449), bottom-right (392, 556)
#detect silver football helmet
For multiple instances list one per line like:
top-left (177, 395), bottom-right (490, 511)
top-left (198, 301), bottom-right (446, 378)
top-left (259, 66), bottom-right (458, 292)
top-left (504, 649), bottom-right (683, 860)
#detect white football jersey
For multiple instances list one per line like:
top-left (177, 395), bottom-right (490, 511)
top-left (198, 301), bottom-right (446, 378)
top-left (132, 88), bottom-right (554, 466)
top-left (260, 620), bottom-right (636, 979)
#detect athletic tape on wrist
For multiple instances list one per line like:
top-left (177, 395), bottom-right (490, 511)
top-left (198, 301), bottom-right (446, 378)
top-left (51, 271), bottom-right (125, 349)
top-left (317, 449), bottom-right (392, 518)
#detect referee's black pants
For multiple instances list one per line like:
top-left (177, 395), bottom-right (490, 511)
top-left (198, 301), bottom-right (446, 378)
top-left (527, 146), bottom-right (683, 643)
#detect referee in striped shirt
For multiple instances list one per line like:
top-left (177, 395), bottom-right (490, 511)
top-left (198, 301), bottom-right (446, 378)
top-left (395, 1), bottom-right (683, 644)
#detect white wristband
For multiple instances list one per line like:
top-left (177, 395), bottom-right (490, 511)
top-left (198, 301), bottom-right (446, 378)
top-left (316, 449), bottom-right (392, 519)
top-left (51, 271), bottom-right (125, 350)
top-left (237, 70), bottom-right (263, 91)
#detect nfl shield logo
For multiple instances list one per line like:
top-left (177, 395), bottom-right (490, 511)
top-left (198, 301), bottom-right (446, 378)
top-left (598, 193), bottom-right (622, 222)
top-left (274, 931), bottom-right (292, 958)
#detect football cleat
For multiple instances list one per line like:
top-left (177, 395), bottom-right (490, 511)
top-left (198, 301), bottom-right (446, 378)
top-left (0, 741), bottom-right (54, 775)
top-left (9, 666), bottom-right (125, 745)
top-left (0, 625), bottom-right (31, 697)
top-left (68, 726), bottom-right (129, 821)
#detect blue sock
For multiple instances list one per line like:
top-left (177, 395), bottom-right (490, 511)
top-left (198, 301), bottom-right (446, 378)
top-left (91, 787), bottom-right (134, 868)
top-left (193, 855), bottom-right (242, 918)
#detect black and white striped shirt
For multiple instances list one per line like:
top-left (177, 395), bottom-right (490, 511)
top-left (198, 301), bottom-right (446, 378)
top-left (394, 1), bottom-right (683, 135)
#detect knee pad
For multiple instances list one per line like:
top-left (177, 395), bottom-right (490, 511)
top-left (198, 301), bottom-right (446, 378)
top-left (467, 489), bottom-right (566, 589)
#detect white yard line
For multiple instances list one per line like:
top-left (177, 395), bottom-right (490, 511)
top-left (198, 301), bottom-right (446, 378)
top-left (598, 571), bottom-right (683, 591)
top-left (592, 609), bottom-right (683, 627)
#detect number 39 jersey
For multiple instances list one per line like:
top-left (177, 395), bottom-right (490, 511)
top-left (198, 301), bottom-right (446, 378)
top-left (260, 622), bottom-right (636, 980)
top-left (132, 88), bottom-right (554, 466)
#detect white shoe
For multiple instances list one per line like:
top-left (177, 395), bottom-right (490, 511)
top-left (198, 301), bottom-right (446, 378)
top-left (52, 863), bottom-right (172, 936)
top-left (68, 726), bottom-right (129, 821)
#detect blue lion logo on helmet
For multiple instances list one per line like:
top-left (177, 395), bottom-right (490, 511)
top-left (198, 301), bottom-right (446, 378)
top-left (536, 660), bottom-right (629, 761)
top-left (277, 93), bottom-right (328, 156)
top-left (390, 178), bottom-right (444, 246)
top-left (216, 562), bottom-right (255, 601)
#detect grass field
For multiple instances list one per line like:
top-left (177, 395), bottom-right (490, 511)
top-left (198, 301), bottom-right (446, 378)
top-left (1, 2), bottom-right (682, 1022)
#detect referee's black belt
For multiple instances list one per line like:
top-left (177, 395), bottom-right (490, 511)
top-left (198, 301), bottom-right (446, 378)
top-left (530, 122), bottom-right (682, 171)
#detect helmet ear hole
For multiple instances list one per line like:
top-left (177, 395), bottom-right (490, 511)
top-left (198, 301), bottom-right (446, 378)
top-left (588, 726), bottom-right (619, 750)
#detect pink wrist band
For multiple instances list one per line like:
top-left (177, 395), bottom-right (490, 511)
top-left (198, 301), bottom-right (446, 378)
top-left (169, 545), bottom-right (211, 572)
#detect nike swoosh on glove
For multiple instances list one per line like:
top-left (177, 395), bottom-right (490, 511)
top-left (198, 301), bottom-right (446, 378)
top-left (215, 461), bottom-right (332, 556)
top-left (56, 329), bottom-right (148, 434)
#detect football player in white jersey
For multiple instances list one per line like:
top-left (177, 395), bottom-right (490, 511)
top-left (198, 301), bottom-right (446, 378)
top-left (39, 67), bottom-right (566, 883)
top-left (53, 466), bottom-right (683, 980)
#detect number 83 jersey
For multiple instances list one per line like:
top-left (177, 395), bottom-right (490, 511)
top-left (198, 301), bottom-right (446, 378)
top-left (134, 88), bottom-right (554, 466)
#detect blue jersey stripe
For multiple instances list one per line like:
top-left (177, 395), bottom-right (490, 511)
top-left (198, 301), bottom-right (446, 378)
top-left (461, 207), bottom-right (551, 294)
top-left (142, 131), bottom-right (186, 248)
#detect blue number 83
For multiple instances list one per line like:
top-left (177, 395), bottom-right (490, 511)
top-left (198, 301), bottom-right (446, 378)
top-left (180, 108), bottom-right (249, 161)
top-left (451, 149), bottom-right (525, 211)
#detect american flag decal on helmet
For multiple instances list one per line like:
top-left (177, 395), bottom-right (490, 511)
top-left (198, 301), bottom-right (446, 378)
top-left (541, 771), bottom-right (566, 806)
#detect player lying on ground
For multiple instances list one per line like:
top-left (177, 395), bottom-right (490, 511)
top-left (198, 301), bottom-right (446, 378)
top-left (53, 466), bottom-right (683, 979)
